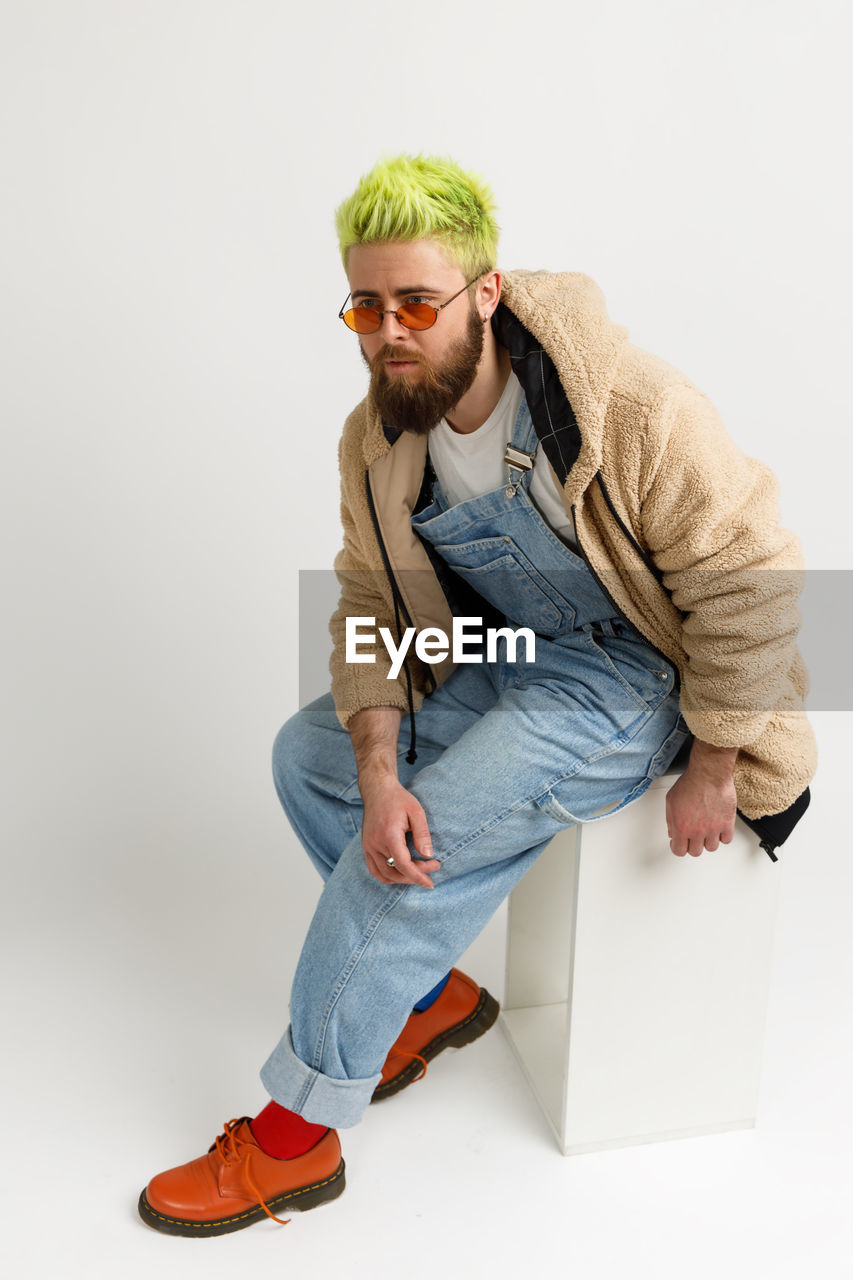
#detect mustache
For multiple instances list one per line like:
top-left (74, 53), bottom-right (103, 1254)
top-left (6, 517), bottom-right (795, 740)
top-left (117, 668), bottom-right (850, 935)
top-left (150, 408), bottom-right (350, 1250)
top-left (372, 344), bottom-right (425, 366)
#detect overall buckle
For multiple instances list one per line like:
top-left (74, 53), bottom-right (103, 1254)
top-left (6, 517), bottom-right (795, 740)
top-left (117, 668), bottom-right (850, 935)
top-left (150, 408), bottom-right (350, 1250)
top-left (504, 444), bottom-right (536, 497)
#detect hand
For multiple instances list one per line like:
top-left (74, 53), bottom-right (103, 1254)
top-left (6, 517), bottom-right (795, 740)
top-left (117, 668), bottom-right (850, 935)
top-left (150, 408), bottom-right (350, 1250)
top-left (665, 752), bottom-right (737, 857)
top-left (360, 775), bottom-right (440, 888)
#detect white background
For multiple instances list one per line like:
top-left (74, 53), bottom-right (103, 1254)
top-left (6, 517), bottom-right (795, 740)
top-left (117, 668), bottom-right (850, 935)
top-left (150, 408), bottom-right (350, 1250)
top-left (1, 2), bottom-right (851, 1276)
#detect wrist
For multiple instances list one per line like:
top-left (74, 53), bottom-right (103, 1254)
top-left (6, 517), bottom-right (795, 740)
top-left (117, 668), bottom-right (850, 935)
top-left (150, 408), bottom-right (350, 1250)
top-left (349, 706), bottom-right (402, 797)
top-left (687, 738), bottom-right (739, 780)
top-left (357, 758), bottom-right (399, 799)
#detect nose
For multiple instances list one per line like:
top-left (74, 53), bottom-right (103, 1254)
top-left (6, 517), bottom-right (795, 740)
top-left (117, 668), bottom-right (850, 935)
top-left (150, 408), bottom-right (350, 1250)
top-left (379, 309), bottom-right (412, 342)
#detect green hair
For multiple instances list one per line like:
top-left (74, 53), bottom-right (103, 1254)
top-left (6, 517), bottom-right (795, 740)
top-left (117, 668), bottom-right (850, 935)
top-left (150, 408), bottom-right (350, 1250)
top-left (335, 154), bottom-right (499, 279)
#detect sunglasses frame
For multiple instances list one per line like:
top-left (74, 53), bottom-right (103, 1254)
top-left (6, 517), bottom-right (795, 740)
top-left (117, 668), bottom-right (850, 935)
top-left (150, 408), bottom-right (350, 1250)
top-left (338, 274), bottom-right (483, 334)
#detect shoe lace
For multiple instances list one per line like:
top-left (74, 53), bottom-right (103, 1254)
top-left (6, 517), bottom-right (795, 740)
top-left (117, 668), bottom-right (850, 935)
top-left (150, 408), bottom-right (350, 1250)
top-left (213, 1118), bottom-right (291, 1226)
top-left (390, 1049), bottom-right (428, 1082)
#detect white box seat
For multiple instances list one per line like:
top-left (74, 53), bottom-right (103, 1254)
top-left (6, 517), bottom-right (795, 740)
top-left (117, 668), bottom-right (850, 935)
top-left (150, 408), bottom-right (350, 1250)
top-left (500, 762), bottom-right (782, 1155)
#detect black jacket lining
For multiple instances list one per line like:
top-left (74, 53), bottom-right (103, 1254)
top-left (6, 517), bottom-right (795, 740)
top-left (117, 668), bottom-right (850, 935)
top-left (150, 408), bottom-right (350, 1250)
top-left (491, 304), bottom-right (582, 485)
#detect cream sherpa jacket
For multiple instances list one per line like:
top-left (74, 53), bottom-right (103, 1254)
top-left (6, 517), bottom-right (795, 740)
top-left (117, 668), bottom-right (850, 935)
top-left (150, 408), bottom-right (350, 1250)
top-left (329, 270), bottom-right (816, 823)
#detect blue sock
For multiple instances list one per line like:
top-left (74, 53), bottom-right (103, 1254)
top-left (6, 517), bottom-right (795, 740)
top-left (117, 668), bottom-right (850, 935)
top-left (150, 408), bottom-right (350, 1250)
top-left (413, 972), bottom-right (451, 1012)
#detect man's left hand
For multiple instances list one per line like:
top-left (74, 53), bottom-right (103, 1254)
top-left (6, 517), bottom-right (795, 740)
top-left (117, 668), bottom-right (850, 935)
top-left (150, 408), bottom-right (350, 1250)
top-left (665, 740), bottom-right (738, 857)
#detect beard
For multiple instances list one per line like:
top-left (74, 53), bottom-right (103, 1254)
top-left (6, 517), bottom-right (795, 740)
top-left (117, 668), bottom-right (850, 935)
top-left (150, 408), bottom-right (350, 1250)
top-left (361, 304), bottom-right (485, 435)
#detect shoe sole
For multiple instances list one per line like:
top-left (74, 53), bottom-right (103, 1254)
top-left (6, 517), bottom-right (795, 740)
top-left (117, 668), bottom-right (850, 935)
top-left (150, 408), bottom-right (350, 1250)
top-left (370, 986), bottom-right (500, 1102)
top-left (137, 1158), bottom-right (346, 1237)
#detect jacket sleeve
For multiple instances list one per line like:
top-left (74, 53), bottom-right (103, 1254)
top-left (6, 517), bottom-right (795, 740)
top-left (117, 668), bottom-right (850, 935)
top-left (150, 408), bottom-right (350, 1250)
top-left (328, 432), bottom-right (427, 729)
top-left (639, 381), bottom-right (806, 748)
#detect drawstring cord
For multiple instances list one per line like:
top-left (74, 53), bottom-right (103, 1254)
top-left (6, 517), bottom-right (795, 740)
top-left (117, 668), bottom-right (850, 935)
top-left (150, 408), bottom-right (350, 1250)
top-left (392, 592), bottom-right (418, 765)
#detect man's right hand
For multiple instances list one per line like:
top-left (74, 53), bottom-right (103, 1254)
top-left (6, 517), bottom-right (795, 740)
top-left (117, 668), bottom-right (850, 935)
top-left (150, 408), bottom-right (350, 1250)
top-left (360, 774), bottom-right (439, 888)
top-left (348, 705), bottom-right (439, 888)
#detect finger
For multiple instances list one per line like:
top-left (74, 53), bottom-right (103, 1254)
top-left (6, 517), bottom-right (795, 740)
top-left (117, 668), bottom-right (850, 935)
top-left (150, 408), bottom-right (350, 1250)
top-left (365, 849), bottom-right (397, 884)
top-left (409, 801), bottom-right (436, 864)
top-left (688, 836), bottom-right (704, 857)
top-left (670, 834), bottom-right (688, 857)
top-left (364, 837), bottom-right (410, 884)
top-left (363, 822), bottom-right (415, 883)
top-left (384, 831), bottom-right (436, 889)
top-left (408, 844), bottom-right (441, 872)
top-left (704, 834), bottom-right (720, 852)
top-left (393, 849), bottom-right (435, 889)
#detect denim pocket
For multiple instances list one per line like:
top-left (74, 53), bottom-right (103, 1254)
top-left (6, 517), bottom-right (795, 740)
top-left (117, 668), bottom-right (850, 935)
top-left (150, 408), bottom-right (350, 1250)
top-left (533, 709), bottom-right (688, 828)
top-left (582, 626), bottom-right (674, 714)
top-left (434, 538), bottom-right (576, 635)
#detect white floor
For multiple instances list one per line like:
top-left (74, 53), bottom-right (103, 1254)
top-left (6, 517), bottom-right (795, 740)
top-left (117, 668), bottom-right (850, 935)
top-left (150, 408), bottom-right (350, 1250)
top-left (4, 715), bottom-right (851, 1280)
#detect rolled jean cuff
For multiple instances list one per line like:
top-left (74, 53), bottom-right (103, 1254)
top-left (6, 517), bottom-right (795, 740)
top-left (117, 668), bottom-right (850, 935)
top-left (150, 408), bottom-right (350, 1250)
top-left (259, 1024), bottom-right (382, 1129)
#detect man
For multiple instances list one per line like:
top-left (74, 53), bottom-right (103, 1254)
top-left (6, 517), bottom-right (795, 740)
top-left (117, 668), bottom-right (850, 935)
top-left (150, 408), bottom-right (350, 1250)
top-left (139, 155), bottom-right (815, 1236)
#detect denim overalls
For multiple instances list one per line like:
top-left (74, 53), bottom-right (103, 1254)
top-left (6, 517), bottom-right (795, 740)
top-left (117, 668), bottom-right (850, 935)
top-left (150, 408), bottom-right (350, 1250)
top-left (413, 392), bottom-right (661, 662)
top-left (260, 395), bottom-right (689, 1127)
top-left (408, 393), bottom-right (684, 794)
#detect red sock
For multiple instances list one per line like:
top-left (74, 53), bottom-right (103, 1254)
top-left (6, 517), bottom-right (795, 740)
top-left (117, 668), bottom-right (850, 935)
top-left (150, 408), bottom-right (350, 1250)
top-left (250, 1101), bottom-right (328, 1159)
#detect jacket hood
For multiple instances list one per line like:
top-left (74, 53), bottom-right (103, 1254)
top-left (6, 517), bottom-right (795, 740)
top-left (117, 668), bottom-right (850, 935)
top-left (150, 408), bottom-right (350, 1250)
top-left (499, 269), bottom-right (630, 486)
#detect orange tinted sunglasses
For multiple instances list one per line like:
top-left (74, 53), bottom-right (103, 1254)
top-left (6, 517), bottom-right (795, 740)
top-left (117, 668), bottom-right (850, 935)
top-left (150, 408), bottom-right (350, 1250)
top-left (338, 276), bottom-right (482, 335)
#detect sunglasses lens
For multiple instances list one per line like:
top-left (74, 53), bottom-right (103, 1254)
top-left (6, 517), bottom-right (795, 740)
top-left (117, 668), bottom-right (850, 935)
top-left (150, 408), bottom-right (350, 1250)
top-left (344, 308), bottom-right (382, 334)
top-left (397, 303), bottom-right (437, 330)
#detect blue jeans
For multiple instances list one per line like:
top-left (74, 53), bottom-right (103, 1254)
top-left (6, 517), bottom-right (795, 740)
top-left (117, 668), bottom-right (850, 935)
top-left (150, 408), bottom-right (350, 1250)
top-left (259, 626), bottom-right (688, 1128)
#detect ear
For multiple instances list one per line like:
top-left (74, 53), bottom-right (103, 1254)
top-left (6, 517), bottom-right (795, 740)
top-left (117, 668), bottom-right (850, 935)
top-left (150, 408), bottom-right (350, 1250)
top-left (477, 269), bottom-right (502, 323)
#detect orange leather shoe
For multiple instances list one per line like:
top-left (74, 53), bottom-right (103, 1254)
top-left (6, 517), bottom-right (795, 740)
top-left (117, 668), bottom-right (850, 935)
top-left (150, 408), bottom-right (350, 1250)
top-left (138, 1117), bottom-right (345, 1236)
top-left (372, 968), bottom-right (499, 1102)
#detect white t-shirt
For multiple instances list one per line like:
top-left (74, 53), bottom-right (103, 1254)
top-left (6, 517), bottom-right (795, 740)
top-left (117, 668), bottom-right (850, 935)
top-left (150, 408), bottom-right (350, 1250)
top-left (427, 371), bottom-right (578, 550)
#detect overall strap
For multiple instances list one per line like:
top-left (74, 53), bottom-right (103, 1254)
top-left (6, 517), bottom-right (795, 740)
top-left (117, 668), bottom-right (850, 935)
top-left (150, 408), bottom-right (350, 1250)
top-left (509, 391), bottom-right (538, 454)
top-left (504, 393), bottom-right (538, 496)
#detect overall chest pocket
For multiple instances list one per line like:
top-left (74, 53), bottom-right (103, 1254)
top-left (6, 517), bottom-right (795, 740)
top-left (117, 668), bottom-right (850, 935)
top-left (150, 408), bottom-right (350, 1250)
top-left (432, 536), bottom-right (576, 635)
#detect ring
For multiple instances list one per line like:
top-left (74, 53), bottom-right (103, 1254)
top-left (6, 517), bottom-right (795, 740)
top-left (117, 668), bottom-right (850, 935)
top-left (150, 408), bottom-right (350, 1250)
top-left (385, 857), bottom-right (396, 868)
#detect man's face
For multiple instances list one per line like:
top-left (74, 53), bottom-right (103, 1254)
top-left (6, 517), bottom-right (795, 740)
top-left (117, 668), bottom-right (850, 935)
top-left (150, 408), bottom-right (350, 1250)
top-left (345, 239), bottom-right (485, 434)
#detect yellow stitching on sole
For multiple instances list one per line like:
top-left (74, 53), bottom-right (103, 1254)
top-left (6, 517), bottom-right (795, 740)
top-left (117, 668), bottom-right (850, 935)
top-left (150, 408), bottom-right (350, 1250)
top-left (141, 1163), bottom-right (344, 1228)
